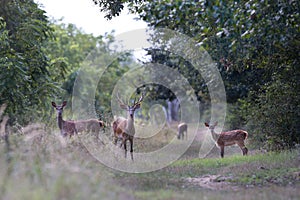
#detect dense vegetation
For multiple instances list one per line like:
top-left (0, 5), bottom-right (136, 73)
top-left (93, 0), bottom-right (300, 150)
top-left (0, 0), bottom-right (299, 150)
top-left (0, 0), bottom-right (131, 125)
top-left (0, 0), bottom-right (299, 199)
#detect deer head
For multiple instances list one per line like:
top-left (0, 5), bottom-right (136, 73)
top-left (116, 93), bottom-right (144, 119)
top-left (204, 122), bottom-right (218, 130)
top-left (51, 101), bottom-right (67, 115)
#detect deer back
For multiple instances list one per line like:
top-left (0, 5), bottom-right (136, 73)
top-left (86, 119), bottom-right (105, 131)
top-left (74, 119), bottom-right (104, 132)
top-left (178, 123), bottom-right (187, 132)
top-left (62, 120), bottom-right (77, 136)
top-left (217, 130), bottom-right (248, 145)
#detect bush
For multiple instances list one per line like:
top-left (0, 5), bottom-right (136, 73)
top-left (245, 78), bottom-right (300, 151)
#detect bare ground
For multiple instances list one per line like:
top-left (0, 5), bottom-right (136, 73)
top-left (186, 174), bottom-right (239, 190)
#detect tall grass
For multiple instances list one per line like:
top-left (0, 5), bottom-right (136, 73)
top-left (0, 128), bottom-right (134, 200)
top-left (0, 125), bottom-right (299, 200)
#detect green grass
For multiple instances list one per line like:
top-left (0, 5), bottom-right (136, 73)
top-left (235, 167), bottom-right (299, 186)
top-left (174, 150), bottom-right (297, 168)
top-left (112, 150), bottom-right (299, 194)
top-left (0, 129), bottom-right (299, 200)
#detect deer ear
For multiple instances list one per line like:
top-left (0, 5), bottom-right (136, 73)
top-left (120, 104), bottom-right (127, 110)
top-left (204, 122), bottom-right (209, 127)
top-left (62, 101), bottom-right (67, 107)
top-left (51, 102), bottom-right (56, 108)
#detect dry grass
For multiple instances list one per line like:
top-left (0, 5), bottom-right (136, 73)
top-left (0, 123), bottom-right (299, 200)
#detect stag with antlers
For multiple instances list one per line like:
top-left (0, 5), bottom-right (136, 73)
top-left (112, 93), bottom-right (145, 160)
top-left (205, 122), bottom-right (248, 158)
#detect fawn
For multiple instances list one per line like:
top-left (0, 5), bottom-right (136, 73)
top-left (205, 122), bottom-right (248, 158)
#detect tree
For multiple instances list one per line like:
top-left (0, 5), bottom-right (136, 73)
top-left (44, 21), bottom-right (106, 95)
top-left (0, 0), bottom-right (63, 124)
top-left (92, 0), bottom-right (144, 19)
top-left (45, 20), bottom-right (136, 120)
top-left (93, 0), bottom-right (300, 150)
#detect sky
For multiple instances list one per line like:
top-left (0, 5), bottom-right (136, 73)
top-left (36, 0), bottom-right (148, 36)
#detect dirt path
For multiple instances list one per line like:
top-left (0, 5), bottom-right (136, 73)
top-left (186, 175), bottom-right (239, 190)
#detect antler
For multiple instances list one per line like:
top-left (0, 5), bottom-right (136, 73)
top-left (116, 92), bottom-right (145, 108)
top-left (138, 93), bottom-right (145, 103)
top-left (133, 93), bottom-right (145, 107)
top-left (116, 92), bottom-right (127, 107)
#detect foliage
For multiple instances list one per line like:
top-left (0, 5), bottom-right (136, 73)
top-left (246, 71), bottom-right (300, 150)
top-left (0, 0), bottom-right (298, 151)
top-left (45, 22), bottom-right (106, 85)
top-left (135, 0), bottom-right (299, 99)
top-left (0, 0), bottom-right (134, 126)
top-left (94, 0), bottom-right (300, 150)
top-left (44, 21), bottom-right (112, 99)
top-left (142, 48), bottom-right (208, 102)
top-left (92, 0), bottom-right (144, 19)
top-left (0, 0), bottom-right (62, 124)
top-left (45, 21), bottom-right (134, 117)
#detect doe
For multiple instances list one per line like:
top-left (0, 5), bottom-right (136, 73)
top-left (52, 101), bottom-right (104, 137)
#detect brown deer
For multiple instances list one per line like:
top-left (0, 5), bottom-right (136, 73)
top-left (112, 93), bottom-right (145, 160)
top-left (177, 122), bottom-right (187, 140)
top-left (52, 101), bottom-right (104, 137)
top-left (204, 122), bottom-right (248, 158)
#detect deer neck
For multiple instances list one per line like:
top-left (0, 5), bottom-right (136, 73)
top-left (126, 114), bottom-right (135, 135)
top-left (57, 112), bottom-right (64, 130)
top-left (210, 129), bottom-right (219, 141)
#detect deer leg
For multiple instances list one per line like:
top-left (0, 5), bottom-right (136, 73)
top-left (123, 137), bottom-right (128, 156)
top-left (120, 137), bottom-right (125, 148)
top-left (129, 138), bottom-right (133, 153)
top-left (243, 147), bottom-right (248, 155)
top-left (113, 136), bottom-right (118, 145)
top-left (238, 141), bottom-right (248, 156)
top-left (220, 146), bottom-right (225, 158)
top-left (123, 139), bottom-right (127, 151)
top-left (61, 130), bottom-right (66, 137)
top-left (129, 138), bottom-right (133, 160)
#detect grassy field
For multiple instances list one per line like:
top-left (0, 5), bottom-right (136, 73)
top-left (0, 125), bottom-right (299, 200)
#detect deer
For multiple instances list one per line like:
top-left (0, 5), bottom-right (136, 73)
top-left (204, 122), bottom-right (248, 158)
top-left (177, 122), bottom-right (187, 140)
top-left (112, 93), bottom-right (145, 160)
top-left (52, 101), bottom-right (105, 137)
